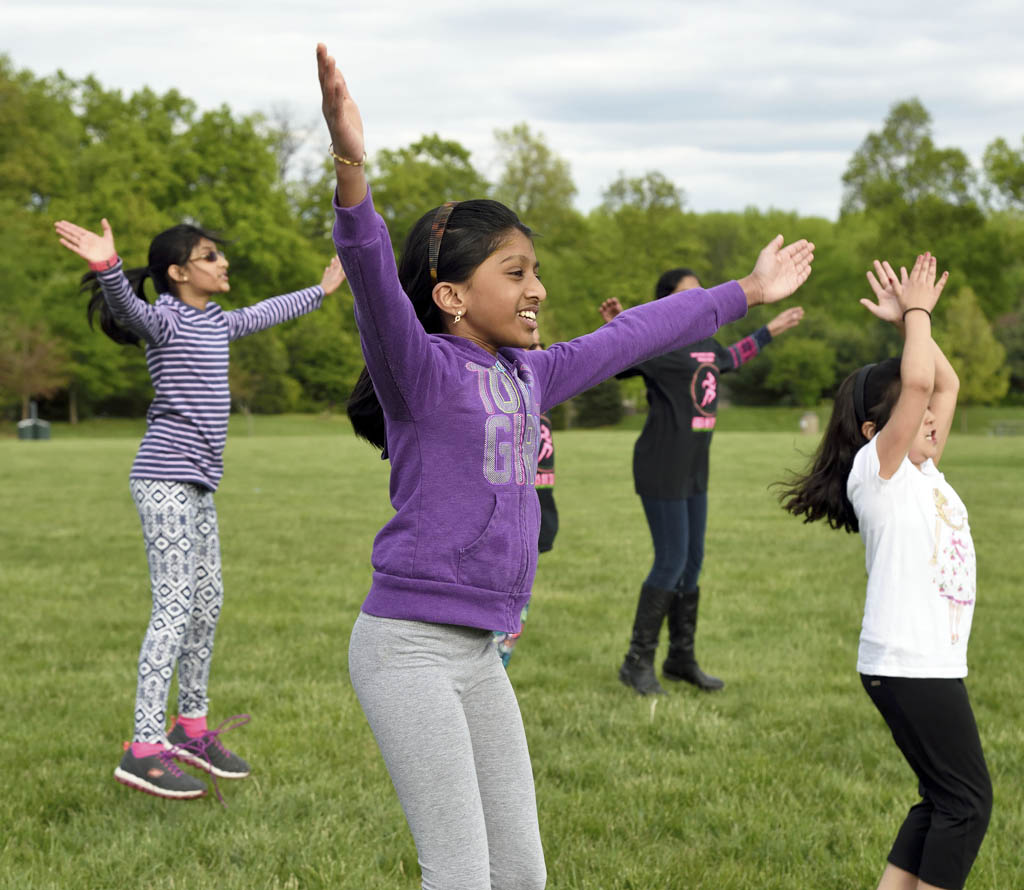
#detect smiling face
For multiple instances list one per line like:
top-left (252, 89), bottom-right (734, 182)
top-left (452, 229), bottom-right (546, 353)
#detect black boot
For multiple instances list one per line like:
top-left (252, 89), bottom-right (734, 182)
top-left (662, 587), bottom-right (724, 691)
top-left (618, 584), bottom-right (675, 696)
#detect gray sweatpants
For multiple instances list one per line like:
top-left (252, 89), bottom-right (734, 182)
top-left (349, 612), bottom-right (546, 890)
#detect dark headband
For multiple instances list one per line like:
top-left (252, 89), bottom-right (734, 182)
top-left (853, 363), bottom-right (877, 427)
top-left (428, 202), bottom-right (458, 282)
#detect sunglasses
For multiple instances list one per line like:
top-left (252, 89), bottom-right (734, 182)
top-left (187, 249), bottom-right (226, 264)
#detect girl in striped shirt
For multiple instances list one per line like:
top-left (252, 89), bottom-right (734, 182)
top-left (54, 216), bottom-right (345, 800)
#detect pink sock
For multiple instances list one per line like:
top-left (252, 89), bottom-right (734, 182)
top-left (176, 715), bottom-right (208, 738)
top-left (131, 741), bottom-right (165, 758)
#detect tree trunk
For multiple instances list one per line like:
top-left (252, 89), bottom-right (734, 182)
top-left (69, 386), bottom-right (78, 425)
top-left (21, 394), bottom-right (29, 420)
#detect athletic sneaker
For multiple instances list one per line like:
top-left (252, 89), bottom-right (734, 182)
top-left (114, 747), bottom-right (207, 799)
top-left (166, 722), bottom-right (251, 779)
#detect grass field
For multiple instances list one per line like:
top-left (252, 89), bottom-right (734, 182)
top-left (1, 416), bottom-right (1022, 889)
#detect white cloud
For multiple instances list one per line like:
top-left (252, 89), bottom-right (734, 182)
top-left (3, 0), bottom-right (1023, 219)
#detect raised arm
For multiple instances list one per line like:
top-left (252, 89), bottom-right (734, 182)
top-left (54, 217), bottom-right (173, 344)
top-left (318, 43), bottom-right (447, 420)
top-left (865, 254), bottom-right (948, 477)
top-left (718, 305), bottom-right (803, 372)
top-left (557, 240), bottom-right (814, 405)
top-left (864, 258), bottom-right (956, 465)
top-left (225, 257), bottom-right (342, 341)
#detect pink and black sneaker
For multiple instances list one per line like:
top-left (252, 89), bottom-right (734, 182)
top-left (166, 716), bottom-right (251, 780)
top-left (114, 744), bottom-right (207, 800)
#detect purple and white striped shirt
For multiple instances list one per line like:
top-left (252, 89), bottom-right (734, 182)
top-left (97, 261), bottom-right (325, 490)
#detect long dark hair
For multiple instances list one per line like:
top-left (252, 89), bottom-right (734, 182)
top-left (346, 200), bottom-right (533, 452)
top-left (777, 358), bottom-right (902, 533)
top-left (654, 267), bottom-right (698, 300)
top-left (80, 224), bottom-right (226, 345)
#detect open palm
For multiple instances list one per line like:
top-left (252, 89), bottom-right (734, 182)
top-left (750, 236), bottom-right (814, 304)
top-left (54, 218), bottom-right (116, 264)
top-left (862, 259), bottom-right (903, 324)
top-left (320, 256), bottom-right (346, 295)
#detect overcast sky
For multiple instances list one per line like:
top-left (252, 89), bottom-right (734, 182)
top-left (5, 0), bottom-right (1024, 219)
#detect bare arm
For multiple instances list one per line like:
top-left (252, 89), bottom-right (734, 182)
top-left (929, 339), bottom-right (958, 466)
top-left (868, 254), bottom-right (946, 478)
top-left (317, 43), bottom-right (367, 208)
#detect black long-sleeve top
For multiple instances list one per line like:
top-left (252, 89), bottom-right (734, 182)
top-left (619, 327), bottom-right (772, 498)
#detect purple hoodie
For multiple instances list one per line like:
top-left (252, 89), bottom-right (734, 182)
top-left (333, 190), bottom-right (747, 633)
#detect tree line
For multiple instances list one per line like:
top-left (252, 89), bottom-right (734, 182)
top-left (1, 55), bottom-right (1022, 425)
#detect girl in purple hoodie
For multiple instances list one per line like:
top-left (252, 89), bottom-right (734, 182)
top-left (317, 43), bottom-right (814, 890)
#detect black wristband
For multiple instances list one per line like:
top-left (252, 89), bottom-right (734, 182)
top-left (902, 307), bottom-right (931, 322)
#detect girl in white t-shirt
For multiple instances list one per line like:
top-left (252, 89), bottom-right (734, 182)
top-left (779, 254), bottom-right (991, 890)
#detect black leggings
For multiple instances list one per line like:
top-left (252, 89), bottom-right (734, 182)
top-left (861, 675), bottom-right (992, 890)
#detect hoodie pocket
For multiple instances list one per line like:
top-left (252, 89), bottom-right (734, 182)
top-left (457, 491), bottom-right (524, 593)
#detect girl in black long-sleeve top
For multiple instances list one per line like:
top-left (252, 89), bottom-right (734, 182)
top-left (600, 267), bottom-right (803, 695)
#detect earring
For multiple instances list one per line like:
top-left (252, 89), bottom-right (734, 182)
top-left (453, 310), bottom-right (463, 324)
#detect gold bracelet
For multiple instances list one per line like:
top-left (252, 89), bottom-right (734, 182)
top-left (328, 144), bottom-right (366, 167)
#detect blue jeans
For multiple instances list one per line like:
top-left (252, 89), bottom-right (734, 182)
top-left (640, 492), bottom-right (708, 591)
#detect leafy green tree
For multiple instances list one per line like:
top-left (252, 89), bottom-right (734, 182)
top-left (983, 136), bottom-right (1024, 208)
top-left (492, 123), bottom-right (580, 242)
top-left (0, 321), bottom-right (70, 418)
top-left (763, 337), bottom-right (837, 407)
top-left (934, 286), bottom-right (1009, 405)
top-left (370, 135), bottom-right (490, 248)
top-left (839, 98), bottom-right (1013, 318)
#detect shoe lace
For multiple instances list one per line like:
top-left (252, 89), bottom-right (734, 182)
top-left (167, 713), bottom-right (251, 807)
top-left (156, 747), bottom-right (187, 777)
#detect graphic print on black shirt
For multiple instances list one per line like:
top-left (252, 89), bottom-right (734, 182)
top-left (619, 329), bottom-right (771, 499)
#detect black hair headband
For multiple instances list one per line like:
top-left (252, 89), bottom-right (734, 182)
top-left (853, 363), bottom-right (877, 427)
top-left (428, 202), bottom-right (458, 282)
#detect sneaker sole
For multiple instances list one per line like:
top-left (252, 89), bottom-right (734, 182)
top-left (167, 747), bottom-right (250, 779)
top-left (114, 767), bottom-right (206, 800)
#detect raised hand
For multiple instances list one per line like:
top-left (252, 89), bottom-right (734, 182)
top-left (896, 252), bottom-right (948, 315)
top-left (743, 235), bottom-right (814, 306)
top-left (862, 259), bottom-right (903, 325)
top-left (54, 218), bottom-right (116, 265)
top-left (316, 44), bottom-right (365, 167)
top-left (766, 305), bottom-right (804, 336)
top-left (599, 297), bottom-right (624, 323)
top-left (320, 256), bottom-right (346, 295)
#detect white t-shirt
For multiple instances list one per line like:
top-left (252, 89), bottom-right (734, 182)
top-left (847, 436), bottom-right (976, 678)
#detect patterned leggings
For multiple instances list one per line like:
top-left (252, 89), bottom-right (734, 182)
top-left (129, 479), bottom-right (224, 743)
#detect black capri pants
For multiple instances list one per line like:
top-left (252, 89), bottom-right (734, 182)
top-left (861, 675), bottom-right (992, 890)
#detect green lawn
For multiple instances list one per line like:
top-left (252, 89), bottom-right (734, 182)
top-left (1, 419), bottom-right (1021, 889)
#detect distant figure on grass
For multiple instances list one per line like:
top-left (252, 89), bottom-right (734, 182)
top-left (493, 329), bottom-right (559, 668)
top-left (599, 272), bottom-right (803, 695)
top-left (318, 40), bottom-right (813, 889)
top-left (53, 216), bottom-right (345, 800)
top-left (778, 255), bottom-right (990, 890)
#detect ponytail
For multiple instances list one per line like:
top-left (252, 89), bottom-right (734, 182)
top-left (81, 223), bottom-right (225, 346)
top-left (82, 267), bottom-right (154, 346)
top-left (776, 358), bottom-right (901, 533)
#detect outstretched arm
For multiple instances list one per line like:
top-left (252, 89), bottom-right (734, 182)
top-left (227, 257), bottom-right (342, 340)
top-left (54, 217), bottom-right (172, 344)
top-left (317, 43), bottom-right (444, 421)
